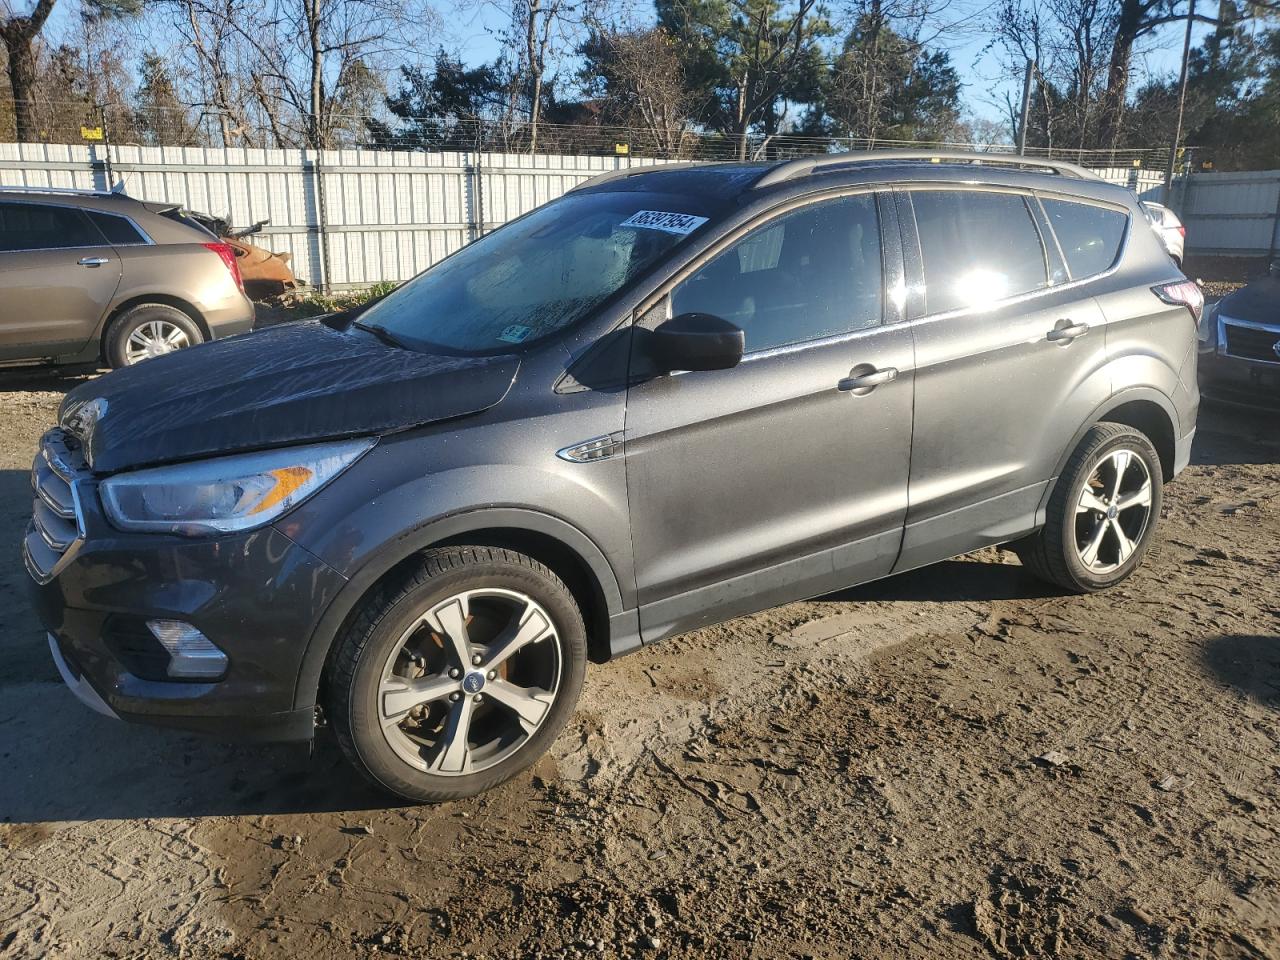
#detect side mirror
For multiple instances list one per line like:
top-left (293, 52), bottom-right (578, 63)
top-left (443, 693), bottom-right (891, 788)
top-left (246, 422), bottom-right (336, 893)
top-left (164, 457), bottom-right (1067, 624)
top-left (650, 312), bottom-right (744, 373)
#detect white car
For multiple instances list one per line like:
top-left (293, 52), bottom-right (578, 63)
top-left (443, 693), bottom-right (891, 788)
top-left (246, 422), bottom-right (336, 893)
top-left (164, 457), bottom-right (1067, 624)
top-left (1140, 200), bottom-right (1186, 267)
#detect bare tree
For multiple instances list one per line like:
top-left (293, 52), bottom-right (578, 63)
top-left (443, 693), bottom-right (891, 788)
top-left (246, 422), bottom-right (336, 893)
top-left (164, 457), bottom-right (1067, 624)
top-left (579, 24), bottom-right (695, 156)
top-left (2, 0), bottom-right (59, 141)
top-left (154, 0), bottom-right (427, 148)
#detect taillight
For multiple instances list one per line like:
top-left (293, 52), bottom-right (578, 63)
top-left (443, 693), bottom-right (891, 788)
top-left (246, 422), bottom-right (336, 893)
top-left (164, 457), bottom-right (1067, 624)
top-left (202, 241), bottom-right (244, 292)
top-left (1177, 225), bottom-right (1187, 238)
top-left (1153, 280), bottom-right (1204, 326)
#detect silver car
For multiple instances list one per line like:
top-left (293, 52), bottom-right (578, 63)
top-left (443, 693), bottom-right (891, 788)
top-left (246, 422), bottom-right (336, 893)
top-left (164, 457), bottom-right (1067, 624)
top-left (1141, 200), bottom-right (1187, 266)
top-left (0, 187), bottom-right (255, 368)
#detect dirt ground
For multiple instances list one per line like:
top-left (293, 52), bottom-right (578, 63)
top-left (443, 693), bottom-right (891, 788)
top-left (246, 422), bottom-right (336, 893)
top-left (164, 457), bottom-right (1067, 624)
top-left (1, 365), bottom-right (1277, 960)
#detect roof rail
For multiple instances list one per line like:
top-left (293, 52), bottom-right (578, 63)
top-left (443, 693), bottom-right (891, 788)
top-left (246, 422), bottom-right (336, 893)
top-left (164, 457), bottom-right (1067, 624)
top-left (568, 161), bottom-right (709, 193)
top-left (0, 185), bottom-right (114, 197)
top-left (753, 150), bottom-right (1101, 189)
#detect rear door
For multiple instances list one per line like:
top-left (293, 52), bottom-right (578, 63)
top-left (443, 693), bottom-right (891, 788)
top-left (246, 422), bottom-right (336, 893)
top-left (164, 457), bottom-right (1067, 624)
top-left (623, 191), bottom-right (915, 642)
top-left (0, 201), bottom-right (122, 360)
top-left (894, 185), bottom-right (1114, 571)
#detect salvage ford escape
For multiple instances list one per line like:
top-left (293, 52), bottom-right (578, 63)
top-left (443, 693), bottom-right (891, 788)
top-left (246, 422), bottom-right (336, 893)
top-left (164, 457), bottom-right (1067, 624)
top-left (26, 152), bottom-right (1200, 802)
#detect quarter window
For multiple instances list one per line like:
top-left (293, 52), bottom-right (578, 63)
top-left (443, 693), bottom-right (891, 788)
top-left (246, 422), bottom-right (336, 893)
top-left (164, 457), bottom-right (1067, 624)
top-left (1042, 198), bottom-right (1128, 279)
top-left (0, 202), bottom-right (102, 252)
top-left (87, 210), bottom-right (148, 246)
top-left (670, 194), bottom-right (883, 354)
top-left (910, 190), bottom-right (1049, 315)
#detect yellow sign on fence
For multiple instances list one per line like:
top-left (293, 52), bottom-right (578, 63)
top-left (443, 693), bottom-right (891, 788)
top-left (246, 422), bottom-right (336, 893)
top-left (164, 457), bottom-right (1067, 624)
top-left (80, 126), bottom-right (104, 141)
top-left (614, 142), bottom-right (630, 155)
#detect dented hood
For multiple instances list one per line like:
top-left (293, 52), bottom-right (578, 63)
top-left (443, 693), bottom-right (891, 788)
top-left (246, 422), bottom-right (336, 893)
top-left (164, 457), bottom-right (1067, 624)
top-left (60, 320), bottom-right (520, 474)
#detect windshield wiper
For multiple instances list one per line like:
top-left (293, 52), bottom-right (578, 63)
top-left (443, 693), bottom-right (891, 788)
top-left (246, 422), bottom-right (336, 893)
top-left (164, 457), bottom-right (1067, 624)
top-left (354, 321), bottom-right (408, 350)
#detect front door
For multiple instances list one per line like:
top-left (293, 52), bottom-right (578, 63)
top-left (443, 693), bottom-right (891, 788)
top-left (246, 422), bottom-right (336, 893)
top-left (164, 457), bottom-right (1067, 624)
top-left (623, 192), bottom-right (915, 643)
top-left (0, 201), bottom-right (121, 360)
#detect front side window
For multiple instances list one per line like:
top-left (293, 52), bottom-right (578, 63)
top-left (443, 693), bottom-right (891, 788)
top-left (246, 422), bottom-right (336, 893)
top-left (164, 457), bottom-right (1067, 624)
top-left (356, 191), bottom-right (715, 354)
top-left (670, 194), bottom-right (883, 354)
top-left (0, 202), bottom-right (102, 252)
top-left (910, 190), bottom-right (1049, 315)
top-left (1043, 197), bottom-right (1128, 279)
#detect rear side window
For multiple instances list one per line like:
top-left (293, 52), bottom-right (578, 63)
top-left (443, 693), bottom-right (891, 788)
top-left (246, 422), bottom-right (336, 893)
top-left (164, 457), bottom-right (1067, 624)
top-left (671, 193), bottom-right (883, 354)
top-left (86, 211), bottom-right (148, 245)
top-left (1042, 198), bottom-right (1128, 279)
top-left (910, 190), bottom-right (1048, 315)
top-left (0, 202), bottom-right (101, 252)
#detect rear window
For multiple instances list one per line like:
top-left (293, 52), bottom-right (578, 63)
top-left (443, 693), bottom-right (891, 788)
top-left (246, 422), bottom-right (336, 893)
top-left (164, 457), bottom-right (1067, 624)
top-left (0, 202), bottom-right (101, 252)
top-left (86, 211), bottom-right (148, 245)
top-left (1043, 198), bottom-right (1128, 279)
top-left (910, 189), bottom-right (1049, 315)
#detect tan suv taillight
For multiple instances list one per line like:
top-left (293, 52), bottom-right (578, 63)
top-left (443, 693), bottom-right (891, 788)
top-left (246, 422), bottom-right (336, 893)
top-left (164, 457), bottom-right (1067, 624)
top-left (202, 241), bottom-right (245, 293)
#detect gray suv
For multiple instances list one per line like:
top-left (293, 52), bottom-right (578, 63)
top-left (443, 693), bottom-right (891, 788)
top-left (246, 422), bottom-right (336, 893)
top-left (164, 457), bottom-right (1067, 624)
top-left (26, 152), bottom-right (1200, 802)
top-left (0, 187), bottom-right (254, 368)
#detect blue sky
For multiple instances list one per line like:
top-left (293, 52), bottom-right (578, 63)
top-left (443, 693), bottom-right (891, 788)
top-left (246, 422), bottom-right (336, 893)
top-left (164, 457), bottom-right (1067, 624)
top-left (39, 0), bottom-right (1208, 132)
top-left (442, 0), bottom-right (1211, 129)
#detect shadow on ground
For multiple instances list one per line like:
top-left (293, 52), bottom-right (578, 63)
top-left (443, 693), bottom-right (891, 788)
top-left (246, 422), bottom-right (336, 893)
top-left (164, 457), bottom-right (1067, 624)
top-left (1202, 634), bottom-right (1280, 708)
top-left (0, 704), bottom-right (403, 824)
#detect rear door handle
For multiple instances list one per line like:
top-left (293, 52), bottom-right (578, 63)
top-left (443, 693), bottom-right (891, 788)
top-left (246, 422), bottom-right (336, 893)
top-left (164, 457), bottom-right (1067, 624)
top-left (1047, 321), bottom-right (1090, 343)
top-left (838, 365), bottom-right (899, 393)
top-left (78, 256), bottom-right (109, 267)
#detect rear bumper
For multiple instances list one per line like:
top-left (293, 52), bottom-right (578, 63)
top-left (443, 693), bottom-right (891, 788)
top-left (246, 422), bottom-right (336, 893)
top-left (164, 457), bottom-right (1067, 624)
top-left (203, 294), bottom-right (256, 340)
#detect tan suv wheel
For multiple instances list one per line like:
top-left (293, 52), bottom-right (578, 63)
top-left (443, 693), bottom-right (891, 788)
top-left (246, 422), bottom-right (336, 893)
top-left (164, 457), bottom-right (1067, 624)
top-left (105, 303), bottom-right (204, 368)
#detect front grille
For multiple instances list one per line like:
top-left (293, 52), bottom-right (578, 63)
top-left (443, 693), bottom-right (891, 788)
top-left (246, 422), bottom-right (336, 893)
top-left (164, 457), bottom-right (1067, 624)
top-left (1223, 321), bottom-right (1280, 365)
top-left (24, 428), bottom-right (88, 584)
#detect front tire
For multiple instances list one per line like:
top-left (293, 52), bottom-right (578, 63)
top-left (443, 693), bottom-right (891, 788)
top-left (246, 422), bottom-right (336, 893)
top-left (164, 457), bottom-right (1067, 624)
top-left (327, 546), bottom-right (587, 803)
top-left (1014, 423), bottom-right (1163, 593)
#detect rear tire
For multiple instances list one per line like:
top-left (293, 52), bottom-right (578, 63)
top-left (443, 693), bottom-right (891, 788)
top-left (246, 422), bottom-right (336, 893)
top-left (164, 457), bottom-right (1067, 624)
top-left (104, 303), bottom-right (204, 368)
top-left (327, 546), bottom-right (587, 803)
top-left (1014, 423), bottom-right (1163, 593)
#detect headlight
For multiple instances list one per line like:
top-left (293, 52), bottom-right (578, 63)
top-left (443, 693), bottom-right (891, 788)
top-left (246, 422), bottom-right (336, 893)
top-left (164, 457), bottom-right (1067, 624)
top-left (100, 438), bottom-right (375, 536)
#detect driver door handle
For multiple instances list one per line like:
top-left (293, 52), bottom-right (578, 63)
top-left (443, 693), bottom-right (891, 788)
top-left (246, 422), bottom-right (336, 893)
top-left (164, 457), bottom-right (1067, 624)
top-left (78, 256), bottom-right (109, 267)
top-left (838, 366), bottom-right (898, 392)
top-left (1047, 321), bottom-right (1090, 343)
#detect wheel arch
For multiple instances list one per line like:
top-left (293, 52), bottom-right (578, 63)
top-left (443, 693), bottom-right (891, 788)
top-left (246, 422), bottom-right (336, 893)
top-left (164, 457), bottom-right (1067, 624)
top-left (1035, 388), bottom-right (1179, 529)
top-left (1057, 388), bottom-right (1179, 483)
top-left (99, 294), bottom-right (211, 358)
top-left (293, 508), bottom-right (634, 714)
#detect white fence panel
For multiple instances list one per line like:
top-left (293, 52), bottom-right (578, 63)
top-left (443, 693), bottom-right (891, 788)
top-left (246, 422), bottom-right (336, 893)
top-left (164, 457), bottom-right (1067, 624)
top-left (1175, 170), bottom-right (1280, 258)
top-left (1, 144), bottom-right (1275, 287)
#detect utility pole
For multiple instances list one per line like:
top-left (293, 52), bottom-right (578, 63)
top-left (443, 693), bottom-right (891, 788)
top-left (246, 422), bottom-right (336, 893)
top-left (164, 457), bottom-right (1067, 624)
top-left (1164, 0), bottom-right (1196, 204)
top-left (1017, 60), bottom-right (1034, 155)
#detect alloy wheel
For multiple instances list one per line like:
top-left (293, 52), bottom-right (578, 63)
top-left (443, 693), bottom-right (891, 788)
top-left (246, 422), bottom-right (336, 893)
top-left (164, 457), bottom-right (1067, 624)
top-left (124, 320), bottom-right (191, 364)
top-left (1074, 448), bottom-right (1153, 574)
top-left (376, 588), bottom-right (562, 776)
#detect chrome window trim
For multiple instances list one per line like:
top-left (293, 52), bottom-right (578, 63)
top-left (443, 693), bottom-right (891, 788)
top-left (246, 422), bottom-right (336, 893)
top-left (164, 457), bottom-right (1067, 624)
top-left (0, 198), bottom-right (155, 252)
top-left (1219, 315), bottom-right (1280, 365)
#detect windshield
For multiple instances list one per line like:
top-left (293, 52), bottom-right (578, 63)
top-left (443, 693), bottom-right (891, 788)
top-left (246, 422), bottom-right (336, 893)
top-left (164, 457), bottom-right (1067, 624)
top-left (356, 190), bottom-right (716, 354)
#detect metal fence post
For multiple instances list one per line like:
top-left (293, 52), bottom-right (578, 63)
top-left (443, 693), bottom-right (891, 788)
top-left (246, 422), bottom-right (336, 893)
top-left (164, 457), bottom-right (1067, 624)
top-left (1268, 177), bottom-right (1280, 266)
top-left (312, 148), bottom-right (332, 294)
top-left (469, 152), bottom-right (486, 242)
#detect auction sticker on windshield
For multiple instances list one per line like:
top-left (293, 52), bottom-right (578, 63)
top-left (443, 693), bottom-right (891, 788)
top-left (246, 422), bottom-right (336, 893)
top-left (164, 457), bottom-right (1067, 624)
top-left (619, 210), bottom-right (709, 236)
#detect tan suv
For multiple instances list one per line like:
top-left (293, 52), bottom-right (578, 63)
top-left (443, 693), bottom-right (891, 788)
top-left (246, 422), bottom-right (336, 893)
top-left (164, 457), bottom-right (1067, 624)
top-left (0, 187), bottom-right (255, 368)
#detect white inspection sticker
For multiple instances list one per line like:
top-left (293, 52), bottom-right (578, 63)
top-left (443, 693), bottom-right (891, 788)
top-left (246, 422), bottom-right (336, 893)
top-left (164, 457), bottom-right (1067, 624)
top-left (619, 210), bottom-right (709, 236)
